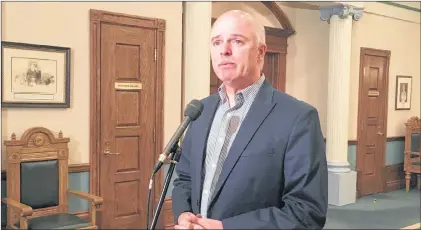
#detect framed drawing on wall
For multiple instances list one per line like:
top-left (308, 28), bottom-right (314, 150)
top-left (1, 41), bottom-right (70, 108)
top-left (395, 75), bottom-right (412, 110)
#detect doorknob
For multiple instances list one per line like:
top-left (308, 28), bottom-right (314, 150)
top-left (104, 141), bottom-right (120, 155)
top-left (378, 132), bottom-right (384, 136)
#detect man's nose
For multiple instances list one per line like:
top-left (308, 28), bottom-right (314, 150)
top-left (220, 42), bottom-right (232, 56)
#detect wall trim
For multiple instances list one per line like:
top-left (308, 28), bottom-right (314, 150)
top-left (387, 136), bottom-right (405, 142)
top-left (261, 1), bottom-right (295, 35)
top-left (384, 163), bottom-right (406, 192)
top-left (1, 163), bottom-right (90, 176)
top-left (322, 135), bottom-right (404, 145)
top-left (384, 163), bottom-right (417, 192)
top-left (379, 2), bottom-right (421, 13)
top-left (68, 163), bottom-right (90, 173)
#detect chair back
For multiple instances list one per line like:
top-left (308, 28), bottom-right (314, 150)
top-left (3, 127), bottom-right (70, 225)
top-left (405, 116), bottom-right (420, 154)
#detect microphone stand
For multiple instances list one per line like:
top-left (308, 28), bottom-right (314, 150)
top-left (149, 144), bottom-right (182, 230)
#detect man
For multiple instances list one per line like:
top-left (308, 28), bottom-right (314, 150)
top-left (172, 10), bottom-right (328, 229)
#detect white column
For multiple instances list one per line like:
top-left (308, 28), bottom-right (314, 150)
top-left (320, 4), bottom-right (364, 206)
top-left (183, 2), bottom-right (212, 108)
top-left (320, 4), bottom-right (364, 173)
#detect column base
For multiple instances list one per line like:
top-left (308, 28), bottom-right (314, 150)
top-left (328, 170), bottom-right (357, 206)
top-left (328, 161), bottom-right (351, 173)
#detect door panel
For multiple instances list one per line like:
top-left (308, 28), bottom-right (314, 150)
top-left (100, 23), bottom-right (156, 229)
top-left (357, 48), bottom-right (390, 197)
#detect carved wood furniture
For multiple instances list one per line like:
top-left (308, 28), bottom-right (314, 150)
top-left (2, 127), bottom-right (103, 229)
top-left (404, 117), bottom-right (421, 192)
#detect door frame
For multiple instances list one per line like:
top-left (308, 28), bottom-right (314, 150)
top-left (89, 9), bottom-right (165, 228)
top-left (356, 47), bottom-right (391, 197)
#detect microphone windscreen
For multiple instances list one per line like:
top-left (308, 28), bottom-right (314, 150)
top-left (184, 99), bottom-right (203, 120)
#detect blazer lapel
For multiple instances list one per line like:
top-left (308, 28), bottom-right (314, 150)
top-left (193, 94), bottom-right (220, 208)
top-left (209, 81), bottom-right (276, 206)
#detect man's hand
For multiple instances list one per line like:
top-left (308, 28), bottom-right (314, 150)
top-left (174, 212), bottom-right (200, 229)
top-left (194, 218), bottom-right (223, 229)
top-left (174, 213), bottom-right (223, 229)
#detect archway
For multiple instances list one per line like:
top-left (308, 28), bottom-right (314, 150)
top-left (261, 1), bottom-right (295, 36)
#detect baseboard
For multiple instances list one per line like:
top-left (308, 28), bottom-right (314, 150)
top-left (385, 163), bottom-right (405, 192)
top-left (384, 163), bottom-right (417, 192)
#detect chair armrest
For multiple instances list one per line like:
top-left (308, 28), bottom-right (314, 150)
top-left (68, 190), bottom-right (103, 206)
top-left (2, 198), bottom-right (33, 217)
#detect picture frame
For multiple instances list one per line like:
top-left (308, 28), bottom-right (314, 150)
top-left (1, 41), bottom-right (70, 108)
top-left (395, 75), bottom-right (412, 110)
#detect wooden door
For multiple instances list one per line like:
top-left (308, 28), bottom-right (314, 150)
top-left (209, 20), bottom-right (287, 94)
top-left (356, 48), bottom-right (390, 197)
top-left (90, 10), bottom-right (165, 229)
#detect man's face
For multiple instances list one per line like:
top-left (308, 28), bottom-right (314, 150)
top-left (210, 16), bottom-right (264, 86)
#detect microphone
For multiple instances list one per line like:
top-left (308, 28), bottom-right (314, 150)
top-left (152, 99), bottom-right (203, 174)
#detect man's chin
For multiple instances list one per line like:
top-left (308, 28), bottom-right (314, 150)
top-left (218, 74), bottom-right (238, 83)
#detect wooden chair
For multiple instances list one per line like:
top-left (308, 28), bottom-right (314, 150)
top-left (404, 117), bottom-right (421, 192)
top-left (2, 127), bottom-right (103, 229)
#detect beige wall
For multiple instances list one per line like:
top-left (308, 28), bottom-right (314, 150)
top-left (2, 2), bottom-right (419, 165)
top-left (212, 2), bottom-right (331, 136)
top-left (1, 2), bottom-right (182, 165)
top-left (212, 2), bottom-right (420, 140)
top-left (349, 2), bottom-right (420, 139)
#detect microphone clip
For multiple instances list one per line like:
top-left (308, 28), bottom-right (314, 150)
top-left (152, 142), bottom-right (181, 174)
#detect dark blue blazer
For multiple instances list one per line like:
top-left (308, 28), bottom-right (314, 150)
top-left (172, 80), bottom-right (328, 229)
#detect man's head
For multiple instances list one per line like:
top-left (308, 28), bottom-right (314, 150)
top-left (210, 10), bottom-right (267, 89)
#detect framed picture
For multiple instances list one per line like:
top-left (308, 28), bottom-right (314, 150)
top-left (395, 75), bottom-right (412, 110)
top-left (1, 41), bottom-right (70, 108)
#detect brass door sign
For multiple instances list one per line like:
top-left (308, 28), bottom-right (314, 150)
top-left (368, 90), bottom-right (379, 96)
top-left (115, 82), bottom-right (142, 90)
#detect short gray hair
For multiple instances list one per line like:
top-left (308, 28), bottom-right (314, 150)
top-left (255, 21), bottom-right (266, 46)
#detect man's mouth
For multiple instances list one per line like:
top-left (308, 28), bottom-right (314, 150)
top-left (219, 62), bottom-right (235, 67)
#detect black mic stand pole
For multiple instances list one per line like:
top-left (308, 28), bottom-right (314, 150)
top-left (149, 144), bottom-right (182, 230)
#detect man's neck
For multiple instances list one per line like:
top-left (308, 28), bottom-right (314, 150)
top-left (224, 74), bottom-right (261, 107)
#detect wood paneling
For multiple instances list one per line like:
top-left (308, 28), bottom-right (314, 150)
top-left (163, 198), bottom-right (174, 229)
top-left (384, 163), bottom-right (417, 192)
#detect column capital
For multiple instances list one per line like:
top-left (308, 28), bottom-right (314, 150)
top-left (320, 4), bottom-right (364, 21)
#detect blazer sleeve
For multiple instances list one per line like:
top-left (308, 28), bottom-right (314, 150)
top-left (171, 123), bottom-right (194, 224)
top-left (221, 107), bottom-right (328, 229)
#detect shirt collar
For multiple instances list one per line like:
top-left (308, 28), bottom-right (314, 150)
top-left (217, 74), bottom-right (266, 105)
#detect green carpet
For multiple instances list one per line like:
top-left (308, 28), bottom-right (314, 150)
top-left (325, 189), bottom-right (420, 229)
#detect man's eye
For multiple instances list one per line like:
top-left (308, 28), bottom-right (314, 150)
top-left (233, 40), bottom-right (243, 44)
top-left (213, 40), bottom-right (221, 46)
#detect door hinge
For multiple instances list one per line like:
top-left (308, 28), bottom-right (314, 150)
top-left (153, 129), bottom-right (156, 143)
top-left (154, 48), bottom-right (157, 61)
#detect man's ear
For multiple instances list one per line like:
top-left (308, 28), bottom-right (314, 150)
top-left (258, 44), bottom-right (267, 60)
